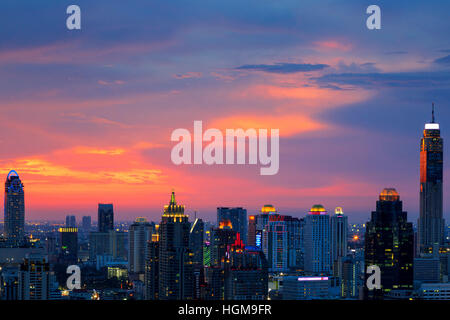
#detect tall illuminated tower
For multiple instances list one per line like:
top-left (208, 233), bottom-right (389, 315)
top-left (158, 191), bottom-right (194, 300)
top-left (330, 207), bottom-right (348, 276)
top-left (365, 188), bottom-right (414, 298)
top-left (304, 204), bottom-right (331, 274)
top-left (4, 170), bottom-right (25, 247)
top-left (418, 104), bottom-right (444, 254)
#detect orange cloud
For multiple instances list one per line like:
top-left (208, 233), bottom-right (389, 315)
top-left (313, 40), bottom-right (352, 52)
top-left (210, 114), bottom-right (326, 137)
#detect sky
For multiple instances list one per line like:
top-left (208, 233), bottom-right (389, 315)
top-left (0, 0), bottom-right (450, 223)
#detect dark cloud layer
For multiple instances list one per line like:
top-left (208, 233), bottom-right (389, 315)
top-left (235, 62), bottom-right (329, 74)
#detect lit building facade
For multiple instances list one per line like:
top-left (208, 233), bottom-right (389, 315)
top-left (4, 170), bottom-right (25, 247)
top-left (330, 207), bottom-right (348, 276)
top-left (364, 188), bottom-right (414, 298)
top-left (128, 217), bottom-right (154, 274)
top-left (304, 205), bottom-right (331, 274)
top-left (217, 207), bottom-right (247, 245)
top-left (98, 203), bottom-right (114, 233)
top-left (158, 191), bottom-right (194, 300)
top-left (418, 105), bottom-right (445, 254)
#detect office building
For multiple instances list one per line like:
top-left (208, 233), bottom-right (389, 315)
top-left (59, 227), bottom-right (78, 264)
top-left (304, 205), bottom-right (331, 274)
top-left (217, 207), bottom-right (247, 245)
top-left (128, 217), bottom-right (154, 274)
top-left (330, 207), bottom-right (348, 277)
top-left (98, 203), bottom-right (114, 233)
top-left (418, 104), bottom-right (445, 254)
top-left (4, 170), bottom-right (25, 247)
top-left (18, 254), bottom-right (55, 300)
top-left (365, 188), bottom-right (414, 298)
top-left (65, 215), bottom-right (76, 228)
top-left (158, 191), bottom-right (194, 300)
top-left (282, 276), bottom-right (329, 300)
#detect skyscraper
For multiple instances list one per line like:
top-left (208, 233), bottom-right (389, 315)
top-left (247, 215), bottom-right (257, 246)
top-left (330, 207), bottom-right (348, 276)
top-left (418, 104), bottom-right (445, 254)
top-left (128, 217), bottom-right (154, 274)
top-left (58, 227), bottom-right (78, 264)
top-left (158, 191), bottom-right (194, 300)
top-left (189, 218), bottom-right (204, 268)
top-left (217, 207), bottom-right (247, 245)
top-left (18, 254), bottom-right (55, 300)
top-left (263, 214), bottom-right (289, 272)
top-left (4, 170), bottom-right (25, 247)
top-left (81, 216), bottom-right (91, 233)
top-left (65, 215), bottom-right (76, 228)
top-left (304, 204), bottom-right (331, 274)
top-left (364, 188), bottom-right (414, 298)
top-left (98, 203), bottom-right (114, 233)
top-left (144, 233), bottom-right (160, 300)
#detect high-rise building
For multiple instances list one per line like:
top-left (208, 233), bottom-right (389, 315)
top-left (217, 207), bottom-right (247, 245)
top-left (223, 234), bottom-right (268, 300)
top-left (89, 230), bottom-right (127, 262)
top-left (98, 203), bottom-right (114, 233)
top-left (18, 254), bottom-right (55, 300)
top-left (263, 214), bottom-right (289, 272)
top-left (330, 207), bottom-right (348, 277)
top-left (81, 216), bottom-right (91, 232)
top-left (189, 218), bottom-right (204, 268)
top-left (247, 215), bottom-right (257, 246)
top-left (65, 215), bottom-right (76, 228)
top-left (304, 205), bottom-right (331, 274)
top-left (210, 220), bottom-right (237, 267)
top-left (128, 217), bottom-right (154, 274)
top-left (144, 234), bottom-right (159, 300)
top-left (340, 254), bottom-right (363, 299)
top-left (418, 104), bottom-right (445, 254)
top-left (158, 191), bottom-right (194, 300)
top-left (4, 170), bottom-right (25, 247)
top-left (58, 227), bottom-right (78, 264)
top-left (364, 188), bottom-right (414, 298)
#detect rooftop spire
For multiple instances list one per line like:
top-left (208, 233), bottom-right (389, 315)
top-left (432, 102), bottom-right (435, 123)
top-left (170, 189), bottom-right (176, 205)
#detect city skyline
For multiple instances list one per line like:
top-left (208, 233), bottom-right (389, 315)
top-left (0, 1), bottom-right (450, 222)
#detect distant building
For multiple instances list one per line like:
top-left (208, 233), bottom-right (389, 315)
top-left (217, 207), bottom-right (247, 245)
top-left (81, 216), bottom-right (91, 233)
top-left (282, 276), bottom-right (329, 300)
top-left (89, 230), bottom-right (127, 262)
top-left (65, 215), bottom-right (76, 228)
top-left (304, 204), bottom-right (331, 274)
top-left (330, 207), bottom-right (348, 277)
top-left (365, 188), bottom-right (414, 299)
top-left (128, 217), bottom-right (154, 274)
top-left (414, 255), bottom-right (441, 284)
top-left (98, 203), bottom-right (114, 233)
top-left (4, 170), bottom-right (25, 247)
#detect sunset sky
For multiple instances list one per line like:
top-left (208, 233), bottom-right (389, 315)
top-left (1, 1), bottom-right (450, 223)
